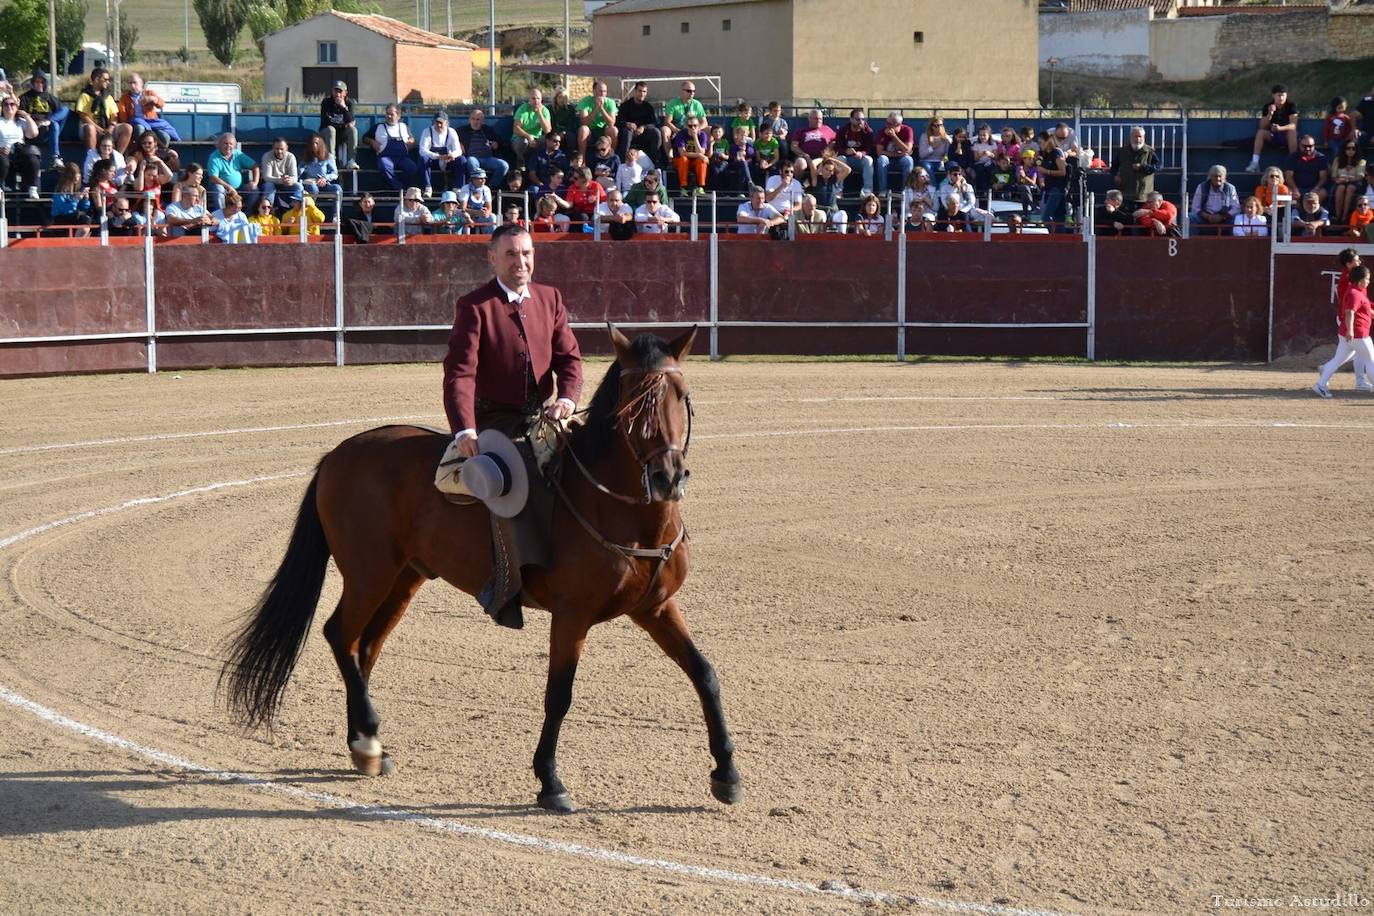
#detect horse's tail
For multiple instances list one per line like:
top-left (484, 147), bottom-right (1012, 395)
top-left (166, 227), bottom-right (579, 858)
top-left (221, 467), bottom-right (331, 732)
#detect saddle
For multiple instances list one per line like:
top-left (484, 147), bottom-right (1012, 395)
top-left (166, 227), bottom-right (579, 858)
top-left (434, 413), bottom-right (572, 629)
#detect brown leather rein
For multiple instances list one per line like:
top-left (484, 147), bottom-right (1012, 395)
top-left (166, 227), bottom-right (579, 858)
top-left (543, 365), bottom-right (692, 612)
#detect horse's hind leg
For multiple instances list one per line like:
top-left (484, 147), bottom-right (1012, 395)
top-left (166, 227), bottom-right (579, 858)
top-left (322, 566), bottom-right (418, 777)
top-left (632, 599), bottom-right (741, 805)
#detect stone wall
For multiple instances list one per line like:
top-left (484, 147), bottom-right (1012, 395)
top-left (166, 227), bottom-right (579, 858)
top-left (1039, 8), bottom-right (1153, 80)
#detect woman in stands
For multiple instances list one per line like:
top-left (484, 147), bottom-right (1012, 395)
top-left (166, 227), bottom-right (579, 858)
top-left (810, 156), bottom-right (851, 216)
top-left (550, 90), bottom-right (581, 146)
top-left (1232, 196), bottom-right (1268, 237)
top-left (854, 193), bottom-right (884, 237)
top-left (0, 94), bottom-right (42, 200)
top-left (996, 126), bottom-right (1020, 162)
top-left (918, 118), bottom-right (950, 175)
top-left (1330, 140), bottom-right (1366, 227)
top-left (946, 127), bottom-right (975, 173)
top-left (1255, 166), bottom-right (1288, 215)
top-left (172, 162), bottom-right (205, 206)
top-left (901, 166), bottom-right (936, 228)
top-left (248, 196), bottom-right (280, 236)
top-left (971, 124), bottom-right (998, 194)
top-left (565, 166), bottom-right (606, 226)
top-left (50, 162), bottom-right (93, 236)
top-left (128, 130), bottom-right (174, 205)
top-left (87, 159), bottom-right (120, 214)
top-left (300, 133), bottom-right (342, 210)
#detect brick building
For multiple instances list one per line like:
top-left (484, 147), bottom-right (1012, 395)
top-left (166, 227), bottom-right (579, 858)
top-left (263, 11), bottom-right (477, 105)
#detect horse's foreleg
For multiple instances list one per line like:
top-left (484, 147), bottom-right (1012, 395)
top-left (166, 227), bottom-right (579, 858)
top-left (532, 612), bottom-right (590, 813)
top-left (633, 599), bottom-right (741, 805)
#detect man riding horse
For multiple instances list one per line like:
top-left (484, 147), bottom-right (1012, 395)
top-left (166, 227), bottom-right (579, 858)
top-left (436, 224), bottom-right (583, 629)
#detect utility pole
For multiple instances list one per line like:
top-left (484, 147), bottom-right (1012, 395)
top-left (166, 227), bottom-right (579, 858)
top-left (564, 0), bottom-right (570, 65)
top-left (489, 0), bottom-right (496, 114)
top-left (48, 0), bottom-right (57, 82)
top-left (185, 0), bottom-right (190, 57)
top-left (447, 0), bottom-right (452, 38)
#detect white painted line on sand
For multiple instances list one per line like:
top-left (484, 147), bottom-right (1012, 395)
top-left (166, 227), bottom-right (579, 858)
top-left (0, 415), bottom-right (438, 457)
top-left (0, 477), bottom-right (1073, 916)
top-left (698, 419), bottom-right (1374, 441)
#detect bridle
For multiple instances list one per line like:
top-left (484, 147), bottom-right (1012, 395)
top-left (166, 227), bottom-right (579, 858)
top-left (545, 363), bottom-right (694, 612)
top-left (560, 365), bottom-right (693, 507)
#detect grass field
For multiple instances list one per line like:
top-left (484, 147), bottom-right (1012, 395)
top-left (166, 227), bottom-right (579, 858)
top-left (86, 0), bottom-right (581, 55)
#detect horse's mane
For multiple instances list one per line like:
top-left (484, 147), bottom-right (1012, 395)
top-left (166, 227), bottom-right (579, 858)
top-left (570, 333), bottom-right (673, 465)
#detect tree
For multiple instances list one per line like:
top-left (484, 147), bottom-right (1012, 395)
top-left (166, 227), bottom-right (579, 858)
top-left (118, 7), bottom-right (138, 62)
top-left (53, 0), bottom-right (88, 74)
top-left (0, 0), bottom-right (47, 77)
top-left (244, 2), bottom-right (284, 52)
top-left (194, 0), bottom-right (252, 66)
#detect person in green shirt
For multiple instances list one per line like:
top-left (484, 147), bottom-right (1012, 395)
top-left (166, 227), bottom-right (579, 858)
top-left (754, 122), bottom-right (782, 177)
top-left (511, 88), bottom-right (551, 168)
top-left (576, 80), bottom-right (619, 160)
top-left (729, 100), bottom-right (756, 142)
top-left (623, 169), bottom-right (670, 208)
top-left (663, 82), bottom-right (707, 161)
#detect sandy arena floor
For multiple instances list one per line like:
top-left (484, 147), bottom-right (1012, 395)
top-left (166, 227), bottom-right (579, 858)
top-left (0, 358), bottom-right (1371, 916)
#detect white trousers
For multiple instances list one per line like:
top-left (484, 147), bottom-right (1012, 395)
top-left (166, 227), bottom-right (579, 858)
top-left (1317, 335), bottom-right (1374, 388)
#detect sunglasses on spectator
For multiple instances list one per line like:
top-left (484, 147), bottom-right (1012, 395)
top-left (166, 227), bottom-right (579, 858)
top-left (1301, 143), bottom-right (1315, 149)
top-left (683, 88), bottom-right (696, 94)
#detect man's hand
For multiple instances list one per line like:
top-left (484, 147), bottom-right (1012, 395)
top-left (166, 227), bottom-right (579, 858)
top-left (545, 398), bottom-right (575, 422)
top-left (455, 429), bottom-right (479, 457)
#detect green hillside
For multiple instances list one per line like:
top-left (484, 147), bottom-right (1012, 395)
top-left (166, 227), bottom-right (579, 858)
top-left (86, 0), bottom-right (580, 55)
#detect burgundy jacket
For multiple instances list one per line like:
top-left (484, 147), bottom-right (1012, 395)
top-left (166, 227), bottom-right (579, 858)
top-left (442, 278), bottom-right (583, 432)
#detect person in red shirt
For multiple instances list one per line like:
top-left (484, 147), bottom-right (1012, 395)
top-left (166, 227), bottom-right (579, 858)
top-left (564, 166), bottom-right (606, 226)
top-left (1315, 264), bottom-right (1374, 397)
top-left (1313, 251), bottom-right (1372, 396)
top-left (789, 108), bottom-right (836, 188)
top-left (1132, 190), bottom-right (1177, 236)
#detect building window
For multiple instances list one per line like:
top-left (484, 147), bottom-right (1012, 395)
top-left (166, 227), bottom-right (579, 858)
top-left (642, 24), bottom-right (651, 35)
top-left (912, 31), bottom-right (924, 43)
top-left (318, 41), bottom-right (338, 64)
top-left (680, 21), bottom-right (689, 33)
top-left (722, 18), bottom-right (731, 30)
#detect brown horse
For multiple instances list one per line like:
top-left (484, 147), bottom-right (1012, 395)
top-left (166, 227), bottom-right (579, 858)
top-left (222, 325), bottom-right (740, 813)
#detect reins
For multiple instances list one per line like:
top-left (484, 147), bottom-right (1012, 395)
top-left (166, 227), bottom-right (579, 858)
top-left (541, 363), bottom-right (693, 613)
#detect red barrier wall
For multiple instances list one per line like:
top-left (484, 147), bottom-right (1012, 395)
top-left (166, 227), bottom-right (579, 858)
top-left (1272, 251), bottom-right (1343, 359)
top-left (1094, 238), bottom-right (1269, 361)
top-left (152, 244), bottom-right (337, 370)
top-left (0, 246), bottom-right (149, 375)
top-left (718, 235), bottom-right (897, 323)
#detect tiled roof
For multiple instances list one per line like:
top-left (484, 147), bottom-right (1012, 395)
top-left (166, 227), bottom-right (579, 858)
top-left (1177, 0), bottom-right (1323, 12)
top-left (595, 0), bottom-right (770, 15)
top-left (331, 12), bottom-right (478, 48)
top-left (1049, 0), bottom-right (1174, 14)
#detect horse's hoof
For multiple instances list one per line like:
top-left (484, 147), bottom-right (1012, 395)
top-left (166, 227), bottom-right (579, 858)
top-left (537, 792), bottom-right (577, 814)
top-left (350, 748), bottom-right (385, 777)
top-left (711, 778), bottom-right (742, 805)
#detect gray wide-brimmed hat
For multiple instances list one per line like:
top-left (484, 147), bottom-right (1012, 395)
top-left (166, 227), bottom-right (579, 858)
top-left (459, 430), bottom-right (528, 518)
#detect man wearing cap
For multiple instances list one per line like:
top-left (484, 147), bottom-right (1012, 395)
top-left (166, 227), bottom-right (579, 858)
top-left (439, 223), bottom-right (583, 627)
top-left (419, 111), bottom-right (463, 198)
top-left (460, 168), bottom-right (496, 233)
top-left (432, 189), bottom-right (470, 234)
top-left (320, 81), bottom-right (358, 169)
top-left (18, 70), bottom-right (67, 168)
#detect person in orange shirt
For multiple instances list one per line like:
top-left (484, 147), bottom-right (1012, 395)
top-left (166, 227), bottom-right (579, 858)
top-left (114, 72), bottom-right (144, 153)
top-left (1255, 166), bottom-right (1289, 214)
top-left (1346, 195), bottom-right (1374, 240)
top-left (1132, 190), bottom-right (1177, 236)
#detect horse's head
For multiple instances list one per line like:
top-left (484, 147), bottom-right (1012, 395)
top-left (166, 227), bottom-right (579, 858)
top-left (608, 323), bottom-right (696, 503)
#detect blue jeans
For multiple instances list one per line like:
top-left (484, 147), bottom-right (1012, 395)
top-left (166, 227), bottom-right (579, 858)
top-left (262, 180), bottom-right (303, 204)
top-left (35, 105), bottom-right (68, 163)
top-left (423, 157), bottom-right (465, 190)
top-left (876, 154), bottom-right (912, 194)
top-left (1040, 185), bottom-right (1067, 230)
top-left (302, 180), bottom-right (343, 211)
top-left (213, 181), bottom-right (258, 211)
top-left (464, 155), bottom-right (508, 188)
top-left (842, 154), bottom-right (874, 193)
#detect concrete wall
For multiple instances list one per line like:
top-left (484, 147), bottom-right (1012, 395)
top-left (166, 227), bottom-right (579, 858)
top-left (792, 0), bottom-right (1037, 107)
top-left (1039, 9), bottom-right (1152, 80)
top-left (265, 15), bottom-right (393, 103)
top-left (395, 45), bottom-right (474, 104)
top-left (1149, 16), bottom-right (1223, 81)
top-left (1153, 9), bottom-right (1351, 82)
top-left (592, 0), bottom-right (792, 105)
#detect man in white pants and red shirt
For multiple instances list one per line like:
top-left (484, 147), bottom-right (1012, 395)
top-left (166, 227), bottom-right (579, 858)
top-left (1314, 264), bottom-right (1374, 397)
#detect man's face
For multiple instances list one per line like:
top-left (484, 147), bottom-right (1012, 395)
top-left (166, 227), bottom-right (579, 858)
top-left (1055, 125), bottom-right (1068, 138)
top-left (800, 198), bottom-right (815, 215)
top-left (273, 141), bottom-right (287, 158)
top-left (608, 192), bottom-right (622, 207)
top-left (1274, 90), bottom-right (1288, 106)
top-left (218, 136), bottom-right (234, 155)
top-left (129, 75), bottom-right (143, 93)
top-left (95, 72), bottom-right (111, 91)
top-left (1130, 130), bottom-right (1144, 149)
top-left (751, 190), bottom-right (764, 208)
top-left (360, 195), bottom-right (374, 212)
top-left (850, 111), bottom-right (864, 127)
top-left (593, 83), bottom-right (606, 100)
top-left (489, 231), bottom-right (535, 290)
top-left (809, 110), bottom-right (822, 127)
top-left (1211, 172), bottom-right (1224, 188)
top-left (469, 110), bottom-right (483, 128)
top-left (33, 76), bottom-right (46, 93)
top-left (635, 84), bottom-right (648, 101)
top-left (143, 134), bottom-right (159, 154)
top-left (530, 90), bottom-right (542, 106)
top-left (680, 84), bottom-right (695, 101)
top-left (546, 135), bottom-right (561, 151)
top-left (434, 117), bottom-right (447, 131)
top-left (1300, 139), bottom-right (1316, 156)
top-left (385, 106), bottom-right (399, 124)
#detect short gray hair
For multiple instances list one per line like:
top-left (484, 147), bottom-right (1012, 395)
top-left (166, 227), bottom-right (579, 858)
top-left (1208, 164), bottom-right (1227, 179)
top-left (1105, 189), bottom-right (1123, 203)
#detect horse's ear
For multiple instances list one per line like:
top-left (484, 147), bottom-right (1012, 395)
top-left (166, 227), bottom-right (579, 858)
top-left (667, 325), bottom-right (698, 362)
top-left (607, 322), bottom-right (633, 365)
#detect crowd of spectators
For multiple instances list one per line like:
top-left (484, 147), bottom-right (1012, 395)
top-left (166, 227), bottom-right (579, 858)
top-left (10, 68), bottom-right (1374, 243)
